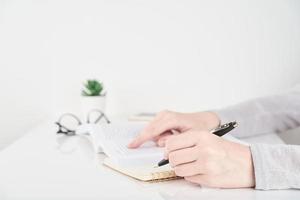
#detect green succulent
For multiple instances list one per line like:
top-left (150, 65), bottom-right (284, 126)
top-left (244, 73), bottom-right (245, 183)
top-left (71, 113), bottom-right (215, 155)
top-left (82, 79), bottom-right (104, 96)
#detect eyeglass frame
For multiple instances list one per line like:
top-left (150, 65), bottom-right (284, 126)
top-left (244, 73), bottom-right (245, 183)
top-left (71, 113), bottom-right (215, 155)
top-left (55, 109), bottom-right (111, 136)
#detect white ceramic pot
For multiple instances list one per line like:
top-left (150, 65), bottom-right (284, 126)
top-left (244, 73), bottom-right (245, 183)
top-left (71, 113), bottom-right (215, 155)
top-left (81, 95), bottom-right (106, 115)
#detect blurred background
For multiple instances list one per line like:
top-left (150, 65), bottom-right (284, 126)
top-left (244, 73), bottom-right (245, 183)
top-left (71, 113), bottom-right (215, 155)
top-left (0, 0), bottom-right (300, 150)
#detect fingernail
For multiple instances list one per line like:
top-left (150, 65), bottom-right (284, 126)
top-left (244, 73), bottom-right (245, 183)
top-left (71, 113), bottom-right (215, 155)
top-left (127, 140), bottom-right (136, 148)
top-left (158, 139), bottom-right (165, 147)
top-left (163, 152), bottom-right (168, 159)
top-left (158, 140), bottom-right (162, 146)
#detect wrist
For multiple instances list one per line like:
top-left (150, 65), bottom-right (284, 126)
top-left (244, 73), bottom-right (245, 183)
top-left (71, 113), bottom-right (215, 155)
top-left (202, 111), bottom-right (221, 130)
top-left (229, 143), bottom-right (255, 188)
top-left (241, 146), bottom-right (255, 187)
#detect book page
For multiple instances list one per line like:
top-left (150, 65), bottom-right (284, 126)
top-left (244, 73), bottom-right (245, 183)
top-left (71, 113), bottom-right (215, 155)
top-left (90, 122), bottom-right (164, 166)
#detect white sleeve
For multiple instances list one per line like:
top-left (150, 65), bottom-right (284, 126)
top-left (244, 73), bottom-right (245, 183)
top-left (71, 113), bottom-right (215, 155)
top-left (250, 143), bottom-right (300, 190)
top-left (214, 85), bottom-right (300, 138)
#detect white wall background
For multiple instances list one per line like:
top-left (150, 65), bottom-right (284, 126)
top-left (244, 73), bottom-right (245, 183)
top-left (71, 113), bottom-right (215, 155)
top-left (0, 0), bottom-right (53, 149)
top-left (1, 0), bottom-right (300, 149)
top-left (50, 0), bottom-right (300, 118)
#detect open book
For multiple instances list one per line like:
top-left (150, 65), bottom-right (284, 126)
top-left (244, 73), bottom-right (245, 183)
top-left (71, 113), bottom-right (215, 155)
top-left (85, 122), bottom-right (178, 182)
top-left (81, 122), bottom-right (247, 182)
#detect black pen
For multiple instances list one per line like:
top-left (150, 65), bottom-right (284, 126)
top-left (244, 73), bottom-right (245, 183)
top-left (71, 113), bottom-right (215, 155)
top-left (156, 121), bottom-right (238, 167)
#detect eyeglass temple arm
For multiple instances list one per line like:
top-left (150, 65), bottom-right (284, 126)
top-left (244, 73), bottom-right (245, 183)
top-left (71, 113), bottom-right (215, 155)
top-left (58, 113), bottom-right (82, 125)
top-left (87, 109), bottom-right (111, 124)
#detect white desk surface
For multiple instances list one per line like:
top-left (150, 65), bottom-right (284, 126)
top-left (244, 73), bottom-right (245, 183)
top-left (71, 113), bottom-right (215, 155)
top-left (0, 120), bottom-right (299, 200)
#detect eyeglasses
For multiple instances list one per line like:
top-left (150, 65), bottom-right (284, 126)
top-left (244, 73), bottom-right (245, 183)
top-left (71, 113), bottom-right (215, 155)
top-left (55, 109), bottom-right (110, 136)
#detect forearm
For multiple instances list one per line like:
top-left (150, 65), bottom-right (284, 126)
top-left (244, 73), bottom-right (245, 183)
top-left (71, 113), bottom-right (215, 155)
top-left (215, 85), bottom-right (300, 138)
top-left (250, 143), bottom-right (300, 190)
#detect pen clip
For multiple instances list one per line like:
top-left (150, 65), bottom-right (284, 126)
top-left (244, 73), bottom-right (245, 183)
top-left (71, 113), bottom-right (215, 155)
top-left (212, 121), bottom-right (238, 133)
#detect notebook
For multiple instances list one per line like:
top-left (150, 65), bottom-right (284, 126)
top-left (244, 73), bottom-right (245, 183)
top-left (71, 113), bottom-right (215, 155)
top-left (86, 122), bottom-right (179, 182)
top-left (83, 122), bottom-right (248, 182)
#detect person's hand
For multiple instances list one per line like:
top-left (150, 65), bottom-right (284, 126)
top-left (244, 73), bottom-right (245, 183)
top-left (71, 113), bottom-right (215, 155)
top-left (165, 130), bottom-right (255, 188)
top-left (128, 110), bottom-right (220, 148)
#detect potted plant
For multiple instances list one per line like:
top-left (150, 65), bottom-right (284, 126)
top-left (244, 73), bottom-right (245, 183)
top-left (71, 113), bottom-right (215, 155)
top-left (81, 79), bottom-right (106, 115)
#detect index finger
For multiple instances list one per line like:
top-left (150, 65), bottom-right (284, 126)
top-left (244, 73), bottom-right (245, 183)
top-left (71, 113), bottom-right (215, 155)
top-left (128, 118), bottom-right (178, 148)
top-left (164, 131), bottom-right (200, 157)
